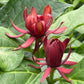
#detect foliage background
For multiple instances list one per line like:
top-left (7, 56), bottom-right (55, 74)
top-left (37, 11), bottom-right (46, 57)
top-left (0, 0), bottom-right (84, 84)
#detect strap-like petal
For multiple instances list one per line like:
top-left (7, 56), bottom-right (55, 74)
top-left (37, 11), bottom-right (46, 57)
top-left (34, 21), bottom-right (46, 37)
top-left (36, 62), bottom-right (46, 65)
top-left (62, 38), bottom-right (69, 51)
top-left (46, 22), bottom-right (65, 35)
top-left (28, 64), bottom-right (44, 69)
top-left (36, 58), bottom-right (46, 61)
top-left (31, 7), bottom-right (37, 22)
top-left (61, 46), bottom-right (71, 65)
top-left (13, 36), bottom-right (35, 50)
top-left (10, 19), bottom-right (28, 33)
top-left (43, 5), bottom-right (51, 16)
top-left (40, 67), bottom-right (51, 83)
top-left (23, 7), bottom-right (28, 21)
top-left (43, 5), bottom-right (51, 24)
top-left (56, 67), bottom-right (74, 74)
top-left (57, 68), bottom-right (72, 83)
top-left (53, 27), bottom-right (67, 34)
top-left (5, 32), bottom-right (26, 38)
top-left (46, 14), bottom-right (53, 30)
top-left (64, 61), bottom-right (77, 65)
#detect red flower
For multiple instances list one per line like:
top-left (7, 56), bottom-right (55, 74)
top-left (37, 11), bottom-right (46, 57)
top-left (6, 5), bottom-right (67, 51)
top-left (29, 38), bottom-right (77, 83)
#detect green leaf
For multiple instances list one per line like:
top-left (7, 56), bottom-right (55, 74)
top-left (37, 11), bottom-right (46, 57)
top-left (0, 0), bottom-right (9, 4)
top-left (0, 26), bottom-right (24, 71)
top-left (50, 5), bottom-right (84, 35)
top-left (0, 47), bottom-right (24, 71)
top-left (59, 58), bottom-right (84, 84)
top-left (0, 0), bottom-right (72, 29)
top-left (75, 25), bottom-right (84, 34)
top-left (0, 60), bottom-right (41, 84)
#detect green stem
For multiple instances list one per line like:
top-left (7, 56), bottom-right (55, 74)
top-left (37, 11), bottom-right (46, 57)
top-left (46, 68), bottom-right (55, 84)
top-left (53, 77), bottom-right (62, 83)
top-left (50, 68), bottom-right (55, 80)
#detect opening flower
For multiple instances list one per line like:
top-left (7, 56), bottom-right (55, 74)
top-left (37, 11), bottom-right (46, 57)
top-left (29, 37), bottom-right (77, 83)
top-left (5, 5), bottom-right (67, 51)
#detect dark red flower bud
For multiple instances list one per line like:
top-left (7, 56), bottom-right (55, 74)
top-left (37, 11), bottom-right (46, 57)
top-left (45, 39), bottom-right (64, 67)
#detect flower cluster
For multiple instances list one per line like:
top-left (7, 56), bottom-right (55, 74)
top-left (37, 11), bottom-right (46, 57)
top-left (29, 37), bottom-right (77, 83)
top-left (6, 5), bottom-right (67, 52)
top-left (6, 5), bottom-right (77, 83)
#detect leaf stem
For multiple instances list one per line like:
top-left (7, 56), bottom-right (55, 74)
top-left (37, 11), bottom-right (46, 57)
top-left (53, 77), bottom-right (62, 83)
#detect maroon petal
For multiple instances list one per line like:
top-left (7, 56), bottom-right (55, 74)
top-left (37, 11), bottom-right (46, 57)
top-left (5, 32), bottom-right (26, 38)
top-left (61, 46), bottom-right (71, 65)
top-left (31, 7), bottom-right (37, 22)
top-left (13, 36), bottom-right (35, 50)
top-left (64, 61), bottom-right (77, 65)
top-left (36, 62), bottom-right (46, 65)
top-left (40, 67), bottom-right (51, 83)
top-left (10, 19), bottom-right (28, 33)
top-left (56, 67), bottom-right (74, 74)
top-left (62, 38), bottom-right (69, 50)
top-left (46, 14), bottom-right (53, 30)
top-left (43, 5), bottom-right (51, 24)
top-left (23, 7), bottom-right (28, 21)
top-left (57, 69), bottom-right (72, 83)
top-left (36, 58), bottom-right (46, 61)
top-left (46, 22), bottom-right (65, 35)
top-left (53, 27), bottom-right (67, 34)
top-left (34, 21), bottom-right (46, 36)
top-left (28, 64), bottom-right (44, 69)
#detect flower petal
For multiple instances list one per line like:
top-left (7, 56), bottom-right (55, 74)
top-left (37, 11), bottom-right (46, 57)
top-left (53, 27), bottom-right (67, 34)
top-left (43, 5), bottom-right (51, 16)
top-left (40, 67), bottom-right (51, 83)
top-left (64, 61), bottom-right (77, 65)
top-left (34, 21), bottom-right (45, 36)
top-left (13, 36), bottom-right (35, 50)
top-left (62, 38), bottom-right (69, 50)
top-left (43, 5), bottom-right (51, 24)
top-left (57, 69), bottom-right (72, 83)
top-left (36, 58), bottom-right (46, 61)
top-left (36, 62), bottom-right (46, 65)
top-left (25, 7), bottom-right (37, 32)
top-left (46, 14), bottom-right (53, 30)
top-left (56, 67), bottom-right (74, 74)
top-left (31, 7), bottom-right (37, 22)
top-left (61, 46), bottom-right (71, 65)
top-left (10, 19), bottom-right (28, 33)
top-left (46, 22), bottom-right (65, 35)
top-left (28, 64), bottom-right (44, 69)
top-left (23, 7), bottom-right (28, 21)
top-left (5, 32), bottom-right (26, 38)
